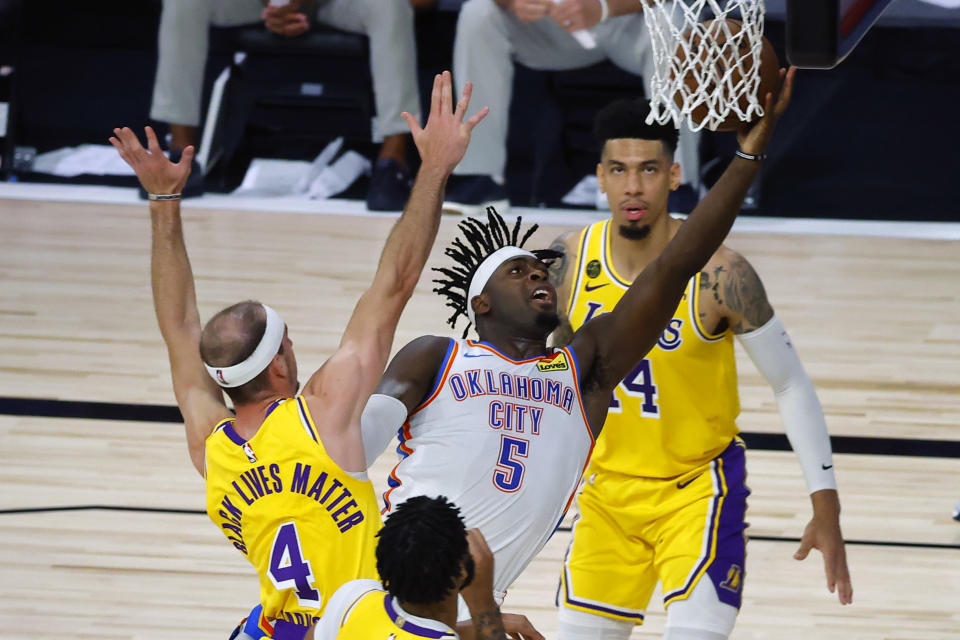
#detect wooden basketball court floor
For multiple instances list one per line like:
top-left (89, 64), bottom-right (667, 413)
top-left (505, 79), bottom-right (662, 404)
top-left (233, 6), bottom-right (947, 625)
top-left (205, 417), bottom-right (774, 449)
top-left (1, 198), bottom-right (958, 639)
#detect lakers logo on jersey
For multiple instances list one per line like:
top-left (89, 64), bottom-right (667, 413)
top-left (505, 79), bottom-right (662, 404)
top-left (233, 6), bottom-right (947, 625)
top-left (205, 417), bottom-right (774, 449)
top-left (537, 351), bottom-right (569, 372)
top-left (657, 318), bottom-right (684, 351)
top-left (719, 564), bottom-right (743, 593)
top-left (565, 220), bottom-right (740, 479)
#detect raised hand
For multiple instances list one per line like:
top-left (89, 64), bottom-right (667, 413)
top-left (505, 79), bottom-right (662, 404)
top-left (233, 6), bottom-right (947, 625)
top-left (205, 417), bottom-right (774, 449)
top-left (794, 501), bottom-right (854, 605)
top-left (401, 71), bottom-right (489, 175)
top-left (109, 126), bottom-right (193, 196)
top-left (737, 66), bottom-right (797, 156)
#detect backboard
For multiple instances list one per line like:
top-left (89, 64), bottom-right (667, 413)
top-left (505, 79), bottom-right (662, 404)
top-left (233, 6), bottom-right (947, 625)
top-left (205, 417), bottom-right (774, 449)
top-left (786, 0), bottom-right (898, 68)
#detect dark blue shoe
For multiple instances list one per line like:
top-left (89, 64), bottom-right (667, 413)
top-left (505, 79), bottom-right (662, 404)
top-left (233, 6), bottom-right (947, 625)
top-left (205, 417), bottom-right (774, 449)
top-left (366, 157), bottom-right (413, 211)
top-left (442, 174), bottom-right (510, 217)
top-left (138, 148), bottom-right (204, 200)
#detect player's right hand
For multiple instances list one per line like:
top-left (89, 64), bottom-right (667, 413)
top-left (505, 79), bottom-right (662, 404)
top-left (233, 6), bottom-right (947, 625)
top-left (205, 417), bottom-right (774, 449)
top-left (510, 0), bottom-right (551, 23)
top-left (461, 528), bottom-right (496, 604)
top-left (402, 71), bottom-right (489, 175)
top-left (109, 126), bottom-right (193, 196)
top-left (737, 66), bottom-right (796, 157)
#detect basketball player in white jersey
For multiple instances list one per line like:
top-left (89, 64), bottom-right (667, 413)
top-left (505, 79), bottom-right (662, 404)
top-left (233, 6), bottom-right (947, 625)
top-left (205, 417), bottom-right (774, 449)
top-left (359, 69), bottom-right (796, 638)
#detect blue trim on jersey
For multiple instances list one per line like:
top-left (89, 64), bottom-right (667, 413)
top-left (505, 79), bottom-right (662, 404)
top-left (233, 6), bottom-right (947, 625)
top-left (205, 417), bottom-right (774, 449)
top-left (468, 339), bottom-right (549, 362)
top-left (416, 338), bottom-right (456, 410)
top-left (383, 594), bottom-right (457, 638)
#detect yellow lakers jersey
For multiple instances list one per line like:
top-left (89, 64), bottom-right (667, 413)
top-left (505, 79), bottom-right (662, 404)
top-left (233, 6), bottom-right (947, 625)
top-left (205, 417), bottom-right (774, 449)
top-left (204, 396), bottom-right (381, 627)
top-left (328, 581), bottom-right (458, 640)
top-left (566, 220), bottom-right (740, 478)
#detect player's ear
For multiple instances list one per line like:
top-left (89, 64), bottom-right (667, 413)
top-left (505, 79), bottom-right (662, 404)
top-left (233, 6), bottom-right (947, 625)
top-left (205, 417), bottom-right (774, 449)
top-left (669, 160), bottom-right (682, 191)
top-left (595, 162), bottom-right (605, 193)
top-left (471, 294), bottom-right (491, 319)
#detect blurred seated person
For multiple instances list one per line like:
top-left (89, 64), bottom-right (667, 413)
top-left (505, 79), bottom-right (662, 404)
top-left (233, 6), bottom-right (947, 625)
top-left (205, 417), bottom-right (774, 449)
top-left (445, 0), bottom-right (699, 215)
top-left (150, 0), bottom-right (422, 209)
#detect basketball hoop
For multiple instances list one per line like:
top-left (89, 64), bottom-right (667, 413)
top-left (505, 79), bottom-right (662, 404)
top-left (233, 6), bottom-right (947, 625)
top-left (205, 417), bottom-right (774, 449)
top-left (644, 0), bottom-right (767, 132)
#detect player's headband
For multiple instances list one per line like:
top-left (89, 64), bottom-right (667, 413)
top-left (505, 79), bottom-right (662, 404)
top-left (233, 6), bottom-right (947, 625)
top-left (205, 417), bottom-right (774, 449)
top-left (466, 246), bottom-right (537, 325)
top-left (203, 304), bottom-right (285, 388)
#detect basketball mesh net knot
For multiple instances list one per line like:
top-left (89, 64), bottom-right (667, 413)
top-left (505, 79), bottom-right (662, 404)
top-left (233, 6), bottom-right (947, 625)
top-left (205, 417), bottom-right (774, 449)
top-left (645, 0), bottom-right (766, 132)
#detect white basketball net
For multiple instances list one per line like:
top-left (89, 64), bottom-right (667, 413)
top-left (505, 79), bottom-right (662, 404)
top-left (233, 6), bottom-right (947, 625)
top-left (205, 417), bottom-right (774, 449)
top-left (644, 0), bottom-right (766, 132)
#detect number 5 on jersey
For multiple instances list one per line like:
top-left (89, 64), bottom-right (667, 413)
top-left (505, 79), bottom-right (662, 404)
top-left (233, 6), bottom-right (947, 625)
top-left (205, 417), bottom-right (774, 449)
top-left (609, 358), bottom-right (659, 417)
top-left (494, 435), bottom-right (529, 492)
top-left (269, 521), bottom-right (323, 607)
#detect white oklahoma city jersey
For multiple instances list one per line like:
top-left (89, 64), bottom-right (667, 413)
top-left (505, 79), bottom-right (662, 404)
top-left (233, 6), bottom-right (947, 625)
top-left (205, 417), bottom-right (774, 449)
top-left (382, 338), bottom-right (595, 598)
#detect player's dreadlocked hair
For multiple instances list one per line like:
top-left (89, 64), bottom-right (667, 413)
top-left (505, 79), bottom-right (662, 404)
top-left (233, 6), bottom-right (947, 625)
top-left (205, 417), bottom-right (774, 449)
top-left (376, 496), bottom-right (472, 605)
top-left (432, 206), bottom-right (558, 338)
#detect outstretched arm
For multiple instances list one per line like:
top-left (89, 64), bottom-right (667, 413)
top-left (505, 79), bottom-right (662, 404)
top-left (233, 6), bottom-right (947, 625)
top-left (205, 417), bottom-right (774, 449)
top-left (304, 72), bottom-right (489, 471)
top-left (574, 68), bottom-right (796, 388)
top-left (110, 127), bottom-right (231, 475)
top-left (717, 253), bottom-right (851, 605)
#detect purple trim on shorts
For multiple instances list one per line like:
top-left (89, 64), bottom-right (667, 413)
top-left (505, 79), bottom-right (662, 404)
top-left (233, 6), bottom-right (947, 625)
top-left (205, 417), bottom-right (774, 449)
top-left (562, 540), bottom-right (646, 621)
top-left (662, 440), bottom-right (749, 609)
top-left (704, 441), bottom-right (749, 609)
top-left (222, 422), bottom-right (246, 447)
top-left (383, 594), bottom-right (456, 638)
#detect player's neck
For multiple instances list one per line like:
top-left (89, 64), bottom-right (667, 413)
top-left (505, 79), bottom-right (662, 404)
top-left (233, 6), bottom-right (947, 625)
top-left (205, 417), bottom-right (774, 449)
top-left (397, 597), bottom-right (458, 632)
top-left (608, 214), bottom-right (681, 282)
top-left (233, 395), bottom-right (285, 440)
top-left (476, 327), bottom-right (549, 360)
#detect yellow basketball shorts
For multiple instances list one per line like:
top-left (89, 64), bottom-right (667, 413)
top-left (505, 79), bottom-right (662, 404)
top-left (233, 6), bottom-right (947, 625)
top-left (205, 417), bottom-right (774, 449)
top-left (558, 440), bottom-right (749, 624)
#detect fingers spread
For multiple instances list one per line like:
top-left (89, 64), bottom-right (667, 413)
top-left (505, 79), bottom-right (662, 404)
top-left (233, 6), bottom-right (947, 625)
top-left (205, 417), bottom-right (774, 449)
top-left (464, 105), bottom-right (490, 130)
top-left (429, 73), bottom-right (442, 120)
top-left (401, 111), bottom-right (422, 136)
top-left (455, 81), bottom-right (473, 122)
top-left (145, 126), bottom-right (162, 155)
top-left (440, 70), bottom-right (453, 115)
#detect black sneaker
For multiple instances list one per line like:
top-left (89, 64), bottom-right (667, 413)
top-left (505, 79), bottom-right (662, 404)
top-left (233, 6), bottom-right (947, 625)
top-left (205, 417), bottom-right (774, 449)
top-left (442, 174), bottom-right (510, 217)
top-left (137, 148), bottom-right (204, 200)
top-left (366, 158), bottom-right (413, 211)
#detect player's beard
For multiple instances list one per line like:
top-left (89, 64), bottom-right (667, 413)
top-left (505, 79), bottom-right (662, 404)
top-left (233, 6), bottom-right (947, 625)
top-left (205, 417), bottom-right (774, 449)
top-left (619, 222), bottom-right (652, 241)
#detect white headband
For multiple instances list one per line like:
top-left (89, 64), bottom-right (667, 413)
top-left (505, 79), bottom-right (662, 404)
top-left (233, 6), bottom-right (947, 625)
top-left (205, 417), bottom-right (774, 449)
top-left (204, 304), bottom-right (285, 388)
top-left (466, 246), bottom-right (537, 325)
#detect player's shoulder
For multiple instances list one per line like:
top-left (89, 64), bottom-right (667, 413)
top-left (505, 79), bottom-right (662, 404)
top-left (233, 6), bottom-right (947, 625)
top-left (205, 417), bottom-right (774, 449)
top-left (385, 335), bottom-right (454, 380)
top-left (704, 243), bottom-right (744, 274)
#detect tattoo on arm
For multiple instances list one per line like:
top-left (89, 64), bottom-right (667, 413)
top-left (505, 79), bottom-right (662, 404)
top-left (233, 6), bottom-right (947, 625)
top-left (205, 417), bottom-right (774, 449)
top-left (722, 254), bottom-right (774, 333)
top-left (546, 238), bottom-right (569, 288)
top-left (472, 610), bottom-right (507, 640)
top-left (549, 317), bottom-right (575, 348)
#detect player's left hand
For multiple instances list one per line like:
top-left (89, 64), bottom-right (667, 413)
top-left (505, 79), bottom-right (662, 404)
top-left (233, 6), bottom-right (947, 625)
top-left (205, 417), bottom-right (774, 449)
top-left (549, 0), bottom-right (603, 32)
top-left (794, 491), bottom-right (853, 605)
top-left (736, 65), bottom-right (796, 157)
top-left (403, 70), bottom-right (489, 175)
top-left (109, 126), bottom-right (194, 196)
